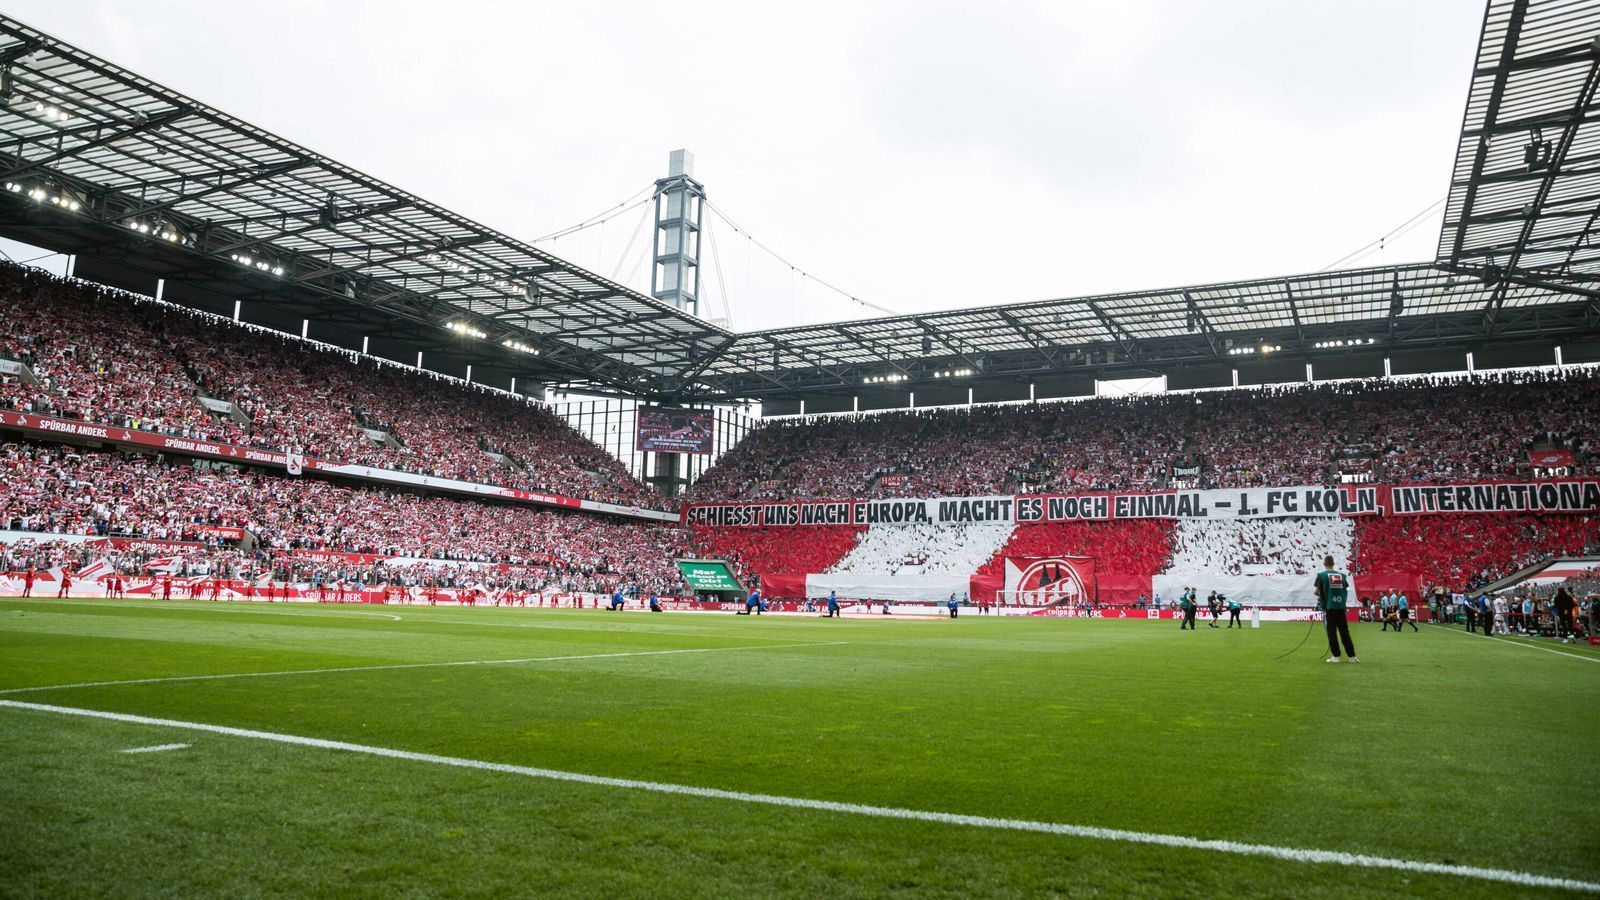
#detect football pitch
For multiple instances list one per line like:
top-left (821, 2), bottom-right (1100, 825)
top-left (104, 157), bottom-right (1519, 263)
top-left (2, 598), bottom-right (1597, 898)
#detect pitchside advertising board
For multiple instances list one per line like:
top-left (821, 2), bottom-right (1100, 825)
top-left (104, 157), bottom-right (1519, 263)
top-left (676, 560), bottom-right (743, 592)
top-left (685, 481), bottom-right (1600, 526)
top-left (636, 407), bottom-right (714, 455)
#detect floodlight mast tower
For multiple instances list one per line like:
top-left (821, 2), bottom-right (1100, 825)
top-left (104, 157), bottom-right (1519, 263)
top-left (645, 149), bottom-right (705, 497)
top-left (651, 149), bottom-right (704, 316)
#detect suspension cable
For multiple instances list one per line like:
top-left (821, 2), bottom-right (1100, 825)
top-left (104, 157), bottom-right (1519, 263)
top-left (532, 184), bottom-right (656, 244)
top-left (613, 197), bottom-right (655, 286)
top-left (703, 213), bottom-right (732, 325)
top-left (702, 199), bottom-right (898, 316)
top-left (1320, 195), bottom-right (1447, 272)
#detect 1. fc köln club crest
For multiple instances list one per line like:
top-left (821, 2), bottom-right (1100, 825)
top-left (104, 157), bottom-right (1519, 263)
top-left (1002, 556), bottom-right (1094, 606)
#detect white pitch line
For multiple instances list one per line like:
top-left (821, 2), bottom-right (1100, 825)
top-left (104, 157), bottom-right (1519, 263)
top-left (1426, 623), bottom-right (1600, 664)
top-left (2, 699), bottom-right (1593, 894)
top-left (335, 610), bottom-right (403, 621)
top-left (0, 641), bottom-right (849, 696)
top-left (120, 742), bottom-right (190, 754)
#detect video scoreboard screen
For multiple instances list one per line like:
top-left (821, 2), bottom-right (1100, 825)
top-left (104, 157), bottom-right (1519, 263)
top-left (636, 406), bottom-right (714, 455)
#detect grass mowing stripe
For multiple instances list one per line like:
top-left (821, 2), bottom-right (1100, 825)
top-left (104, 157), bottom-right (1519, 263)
top-left (1, 597), bottom-right (847, 640)
top-left (0, 641), bottom-right (849, 695)
top-left (1425, 623), bottom-right (1600, 663)
top-left (4, 698), bottom-right (1595, 896)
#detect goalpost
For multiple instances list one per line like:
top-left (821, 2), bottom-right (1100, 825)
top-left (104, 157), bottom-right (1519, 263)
top-left (998, 586), bottom-right (1088, 605)
top-left (994, 584), bottom-right (1094, 608)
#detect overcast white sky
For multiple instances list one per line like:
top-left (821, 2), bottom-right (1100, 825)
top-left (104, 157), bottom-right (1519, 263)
top-left (8, 0), bottom-right (1484, 332)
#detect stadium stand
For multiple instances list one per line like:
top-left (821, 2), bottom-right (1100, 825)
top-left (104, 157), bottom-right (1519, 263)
top-left (688, 368), bottom-right (1600, 502)
top-left (1167, 519), bottom-right (1356, 576)
top-left (687, 508), bottom-right (1598, 605)
top-left (974, 520), bottom-right (1176, 600)
top-left (0, 440), bottom-right (690, 596)
top-left (4, 262), bottom-right (1599, 606)
top-left (0, 263), bottom-right (663, 509)
top-left (827, 523), bottom-right (1013, 576)
top-left (688, 524), bottom-right (864, 588)
top-left (1350, 513), bottom-right (1598, 591)
top-left (1528, 566), bottom-right (1600, 600)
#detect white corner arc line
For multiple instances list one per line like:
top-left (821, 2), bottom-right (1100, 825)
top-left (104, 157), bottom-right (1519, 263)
top-left (2, 699), bottom-right (1593, 894)
top-left (1426, 623), bottom-right (1600, 664)
top-left (120, 742), bottom-right (190, 754)
top-left (0, 641), bottom-right (848, 696)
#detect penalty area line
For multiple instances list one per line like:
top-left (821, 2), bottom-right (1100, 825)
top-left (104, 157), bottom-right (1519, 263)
top-left (0, 700), bottom-right (1594, 894)
top-left (0, 641), bottom-right (849, 696)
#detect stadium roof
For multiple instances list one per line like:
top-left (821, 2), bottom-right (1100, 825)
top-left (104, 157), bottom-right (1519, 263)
top-left (0, 15), bottom-right (729, 397)
top-left (692, 261), bottom-right (1597, 402)
top-left (1438, 0), bottom-right (1600, 317)
top-left (1, 2), bottom-right (1597, 408)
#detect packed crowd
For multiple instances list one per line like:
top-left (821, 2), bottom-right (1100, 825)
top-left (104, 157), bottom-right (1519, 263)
top-left (684, 510), bottom-right (1596, 601)
top-left (974, 520), bottom-right (1177, 582)
top-left (688, 524), bottom-right (864, 588)
top-left (1166, 518), bottom-right (1356, 577)
top-left (0, 263), bottom-right (663, 508)
top-left (7, 425), bottom-right (1588, 601)
top-left (0, 537), bottom-right (243, 580)
top-left (688, 368), bottom-right (1600, 502)
top-left (1529, 567), bottom-right (1600, 601)
top-left (0, 440), bottom-right (691, 596)
top-left (0, 536), bottom-right (679, 597)
top-left (1350, 513), bottom-right (1599, 590)
top-left (827, 523), bottom-right (1015, 576)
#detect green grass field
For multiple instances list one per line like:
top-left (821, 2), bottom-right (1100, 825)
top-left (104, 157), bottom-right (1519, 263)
top-left (2, 598), bottom-right (1597, 898)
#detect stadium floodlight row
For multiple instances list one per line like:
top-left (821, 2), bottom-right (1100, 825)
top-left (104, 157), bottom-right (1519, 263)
top-left (0, 15), bottom-right (728, 400)
top-left (3, 0), bottom-right (1599, 410)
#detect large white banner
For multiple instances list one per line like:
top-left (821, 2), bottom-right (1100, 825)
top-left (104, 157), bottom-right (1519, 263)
top-left (689, 486), bottom-right (1382, 527)
top-left (1152, 572), bottom-right (1353, 608)
top-left (804, 573), bottom-right (970, 602)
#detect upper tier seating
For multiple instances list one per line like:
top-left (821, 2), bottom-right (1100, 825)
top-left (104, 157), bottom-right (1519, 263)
top-left (0, 262), bottom-right (663, 508)
top-left (689, 369), bottom-right (1600, 502)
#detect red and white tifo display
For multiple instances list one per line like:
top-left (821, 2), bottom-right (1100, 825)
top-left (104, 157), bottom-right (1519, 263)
top-left (688, 482), bottom-right (1600, 604)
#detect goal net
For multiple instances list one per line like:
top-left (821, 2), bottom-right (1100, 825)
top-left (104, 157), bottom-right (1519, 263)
top-left (994, 585), bottom-right (1089, 607)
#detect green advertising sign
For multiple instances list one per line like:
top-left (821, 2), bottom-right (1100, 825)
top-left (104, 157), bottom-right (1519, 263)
top-left (677, 560), bottom-right (743, 593)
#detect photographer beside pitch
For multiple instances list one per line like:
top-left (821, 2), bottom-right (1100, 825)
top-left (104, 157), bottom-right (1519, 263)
top-left (1315, 555), bottom-right (1358, 663)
